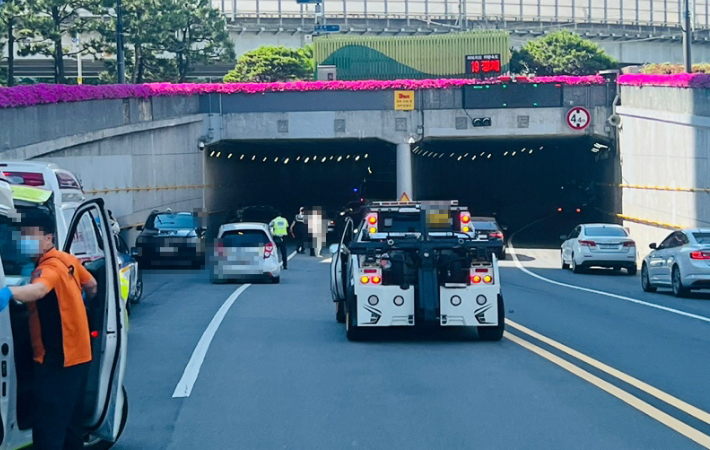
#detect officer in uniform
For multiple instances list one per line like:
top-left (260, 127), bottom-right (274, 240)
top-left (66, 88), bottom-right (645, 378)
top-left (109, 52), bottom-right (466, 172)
top-left (289, 207), bottom-right (307, 254)
top-left (269, 212), bottom-right (290, 270)
top-left (0, 211), bottom-right (97, 450)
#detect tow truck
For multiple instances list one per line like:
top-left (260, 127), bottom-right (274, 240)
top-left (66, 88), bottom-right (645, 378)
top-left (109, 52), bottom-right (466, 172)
top-left (329, 200), bottom-right (505, 341)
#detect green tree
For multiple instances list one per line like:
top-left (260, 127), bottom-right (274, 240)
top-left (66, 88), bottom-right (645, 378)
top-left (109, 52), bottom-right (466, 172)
top-left (17, 0), bottom-right (102, 84)
top-left (511, 31), bottom-right (617, 76)
top-left (224, 45), bottom-right (313, 83)
top-left (95, 0), bottom-right (234, 83)
top-left (0, 0), bottom-right (27, 86)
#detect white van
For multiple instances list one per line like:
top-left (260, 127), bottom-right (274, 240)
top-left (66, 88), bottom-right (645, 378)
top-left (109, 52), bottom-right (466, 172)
top-left (0, 182), bottom-right (128, 449)
top-left (0, 161), bottom-right (86, 247)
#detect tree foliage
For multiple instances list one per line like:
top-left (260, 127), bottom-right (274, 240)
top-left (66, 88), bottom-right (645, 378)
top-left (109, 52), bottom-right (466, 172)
top-left (224, 45), bottom-right (314, 83)
top-left (17, 0), bottom-right (101, 84)
top-left (95, 0), bottom-right (234, 84)
top-left (511, 31), bottom-right (617, 76)
top-left (641, 63), bottom-right (710, 74)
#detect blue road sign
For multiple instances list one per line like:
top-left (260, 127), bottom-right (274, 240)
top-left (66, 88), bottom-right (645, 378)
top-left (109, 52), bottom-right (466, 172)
top-left (314, 24), bottom-right (341, 33)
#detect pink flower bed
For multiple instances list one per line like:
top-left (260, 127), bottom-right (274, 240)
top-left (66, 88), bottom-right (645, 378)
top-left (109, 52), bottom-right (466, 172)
top-left (0, 75), bottom-right (606, 109)
top-left (619, 73), bottom-right (710, 88)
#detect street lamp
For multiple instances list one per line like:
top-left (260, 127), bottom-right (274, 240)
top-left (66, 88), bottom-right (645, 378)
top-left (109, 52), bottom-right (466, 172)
top-left (682, 0), bottom-right (693, 72)
top-left (116, 0), bottom-right (126, 83)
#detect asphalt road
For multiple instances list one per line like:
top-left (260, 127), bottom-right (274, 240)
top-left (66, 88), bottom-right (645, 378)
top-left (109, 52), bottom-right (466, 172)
top-left (112, 221), bottom-right (710, 450)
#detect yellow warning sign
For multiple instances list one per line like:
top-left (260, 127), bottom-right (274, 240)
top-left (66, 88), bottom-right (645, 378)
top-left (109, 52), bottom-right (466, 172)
top-left (394, 91), bottom-right (415, 110)
top-left (399, 192), bottom-right (411, 202)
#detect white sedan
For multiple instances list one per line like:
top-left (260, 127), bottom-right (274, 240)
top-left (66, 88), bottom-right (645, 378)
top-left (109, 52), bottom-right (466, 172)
top-left (561, 223), bottom-right (637, 274)
top-left (642, 229), bottom-right (710, 297)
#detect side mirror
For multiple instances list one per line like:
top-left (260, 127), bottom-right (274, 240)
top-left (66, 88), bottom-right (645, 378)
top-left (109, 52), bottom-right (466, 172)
top-left (329, 243), bottom-right (340, 255)
top-left (130, 247), bottom-right (139, 258)
top-left (136, 225), bottom-right (144, 231)
top-left (649, 243), bottom-right (657, 250)
top-left (501, 225), bottom-right (508, 231)
top-left (560, 235), bottom-right (568, 240)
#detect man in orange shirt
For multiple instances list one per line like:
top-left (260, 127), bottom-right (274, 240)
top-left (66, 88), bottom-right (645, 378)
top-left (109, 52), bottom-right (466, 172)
top-left (0, 211), bottom-right (97, 450)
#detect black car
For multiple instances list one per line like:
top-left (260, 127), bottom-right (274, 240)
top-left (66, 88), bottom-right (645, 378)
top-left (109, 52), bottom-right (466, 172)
top-left (132, 210), bottom-right (206, 268)
top-left (233, 205), bottom-right (279, 225)
top-left (333, 199), bottom-right (369, 238)
top-left (471, 217), bottom-right (507, 260)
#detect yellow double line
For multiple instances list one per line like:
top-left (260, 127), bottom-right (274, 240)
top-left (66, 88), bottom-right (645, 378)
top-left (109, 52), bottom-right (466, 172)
top-left (505, 319), bottom-right (710, 448)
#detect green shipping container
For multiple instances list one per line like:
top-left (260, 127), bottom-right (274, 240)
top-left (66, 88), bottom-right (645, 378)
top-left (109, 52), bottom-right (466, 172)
top-left (313, 31), bottom-right (510, 81)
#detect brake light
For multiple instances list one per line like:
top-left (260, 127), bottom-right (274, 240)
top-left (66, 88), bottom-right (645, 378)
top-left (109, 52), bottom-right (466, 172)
top-left (372, 276), bottom-right (382, 284)
top-left (483, 275), bottom-right (493, 284)
top-left (690, 251), bottom-right (710, 260)
top-left (471, 275), bottom-right (482, 284)
top-left (264, 242), bottom-right (274, 259)
top-left (460, 212), bottom-right (472, 232)
top-left (216, 242), bottom-right (226, 257)
top-left (360, 269), bottom-right (383, 284)
top-left (623, 241), bottom-right (636, 247)
top-left (579, 240), bottom-right (596, 247)
top-left (490, 232), bottom-right (504, 239)
top-left (557, 207), bottom-right (563, 213)
top-left (360, 276), bottom-right (370, 284)
top-left (576, 208), bottom-right (582, 214)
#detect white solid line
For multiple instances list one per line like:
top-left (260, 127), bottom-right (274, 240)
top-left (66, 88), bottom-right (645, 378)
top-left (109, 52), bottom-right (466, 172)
top-left (173, 250), bottom-right (298, 398)
top-left (508, 236), bottom-right (710, 325)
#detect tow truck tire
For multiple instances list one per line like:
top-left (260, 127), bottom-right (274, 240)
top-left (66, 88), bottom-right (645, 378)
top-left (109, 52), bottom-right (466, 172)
top-left (84, 387), bottom-right (128, 450)
top-left (346, 295), bottom-right (363, 341)
top-left (478, 295), bottom-right (505, 342)
top-left (336, 301), bottom-right (346, 323)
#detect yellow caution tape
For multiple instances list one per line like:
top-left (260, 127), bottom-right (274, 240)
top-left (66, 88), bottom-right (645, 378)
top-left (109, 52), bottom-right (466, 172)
top-left (598, 183), bottom-right (710, 193)
top-left (616, 214), bottom-right (684, 230)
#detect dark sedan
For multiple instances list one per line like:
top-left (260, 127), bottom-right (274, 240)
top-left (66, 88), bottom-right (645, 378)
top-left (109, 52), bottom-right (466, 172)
top-left (472, 217), bottom-right (507, 260)
top-left (132, 210), bottom-right (206, 268)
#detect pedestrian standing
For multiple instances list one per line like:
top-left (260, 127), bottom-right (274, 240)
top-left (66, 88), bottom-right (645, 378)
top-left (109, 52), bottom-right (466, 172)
top-left (306, 207), bottom-right (325, 257)
top-left (0, 211), bottom-right (97, 450)
top-left (269, 212), bottom-right (290, 270)
top-left (289, 207), bottom-right (307, 254)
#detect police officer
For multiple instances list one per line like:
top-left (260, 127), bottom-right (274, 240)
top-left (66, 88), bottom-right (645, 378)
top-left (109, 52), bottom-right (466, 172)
top-left (269, 212), bottom-right (290, 270)
top-left (0, 211), bottom-right (97, 450)
top-left (289, 207), bottom-right (307, 254)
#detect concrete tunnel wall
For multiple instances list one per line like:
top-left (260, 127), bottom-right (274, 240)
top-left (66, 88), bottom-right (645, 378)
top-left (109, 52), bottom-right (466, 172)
top-left (617, 85), bottom-right (710, 254)
top-left (0, 83), bottom-right (615, 245)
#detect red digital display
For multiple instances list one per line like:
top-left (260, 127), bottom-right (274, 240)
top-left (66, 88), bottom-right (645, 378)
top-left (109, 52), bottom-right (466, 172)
top-left (465, 54), bottom-right (502, 76)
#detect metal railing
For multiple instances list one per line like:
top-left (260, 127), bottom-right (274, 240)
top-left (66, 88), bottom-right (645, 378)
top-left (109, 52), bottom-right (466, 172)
top-left (214, 0), bottom-right (710, 30)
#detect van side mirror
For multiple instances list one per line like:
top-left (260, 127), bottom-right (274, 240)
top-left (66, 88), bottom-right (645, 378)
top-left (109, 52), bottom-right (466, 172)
top-left (130, 247), bottom-right (139, 258)
top-left (649, 243), bottom-right (657, 249)
top-left (501, 225), bottom-right (508, 231)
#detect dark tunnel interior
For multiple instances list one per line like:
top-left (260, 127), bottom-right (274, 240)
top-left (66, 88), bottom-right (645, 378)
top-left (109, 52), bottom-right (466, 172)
top-left (205, 136), bottom-right (619, 247)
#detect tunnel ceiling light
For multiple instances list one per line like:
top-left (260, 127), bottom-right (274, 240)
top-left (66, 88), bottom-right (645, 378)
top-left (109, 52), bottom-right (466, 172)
top-left (439, 154), bottom-right (444, 158)
top-left (364, 154), bottom-right (369, 158)
top-left (228, 153), bottom-right (233, 159)
top-left (263, 157), bottom-right (268, 162)
top-left (413, 146), bottom-right (419, 153)
top-left (521, 148), bottom-right (526, 153)
top-left (472, 155), bottom-right (477, 160)
top-left (368, 167), bottom-right (373, 174)
top-left (329, 156), bottom-right (334, 160)
top-left (337, 156), bottom-right (343, 162)
top-left (346, 155), bottom-right (351, 159)
top-left (240, 154), bottom-right (245, 160)
top-left (480, 152), bottom-right (485, 156)
top-left (304, 157), bottom-right (310, 163)
top-left (296, 156), bottom-right (301, 161)
top-left (529, 150), bottom-right (534, 155)
top-left (284, 158), bottom-right (290, 164)
top-left (275, 157), bottom-right (279, 162)
top-left (539, 146), bottom-right (544, 150)
top-left (463, 153), bottom-right (469, 158)
top-left (252, 155), bottom-right (256, 161)
top-left (209, 151), bottom-right (215, 157)
top-left (512, 151), bottom-right (516, 156)
top-left (321, 157), bottom-right (327, 162)
top-left (449, 153), bottom-right (455, 158)
top-left (457, 156), bottom-right (463, 161)
top-left (503, 151), bottom-right (508, 156)
top-left (487, 154), bottom-right (492, 159)
top-left (355, 156), bottom-right (361, 161)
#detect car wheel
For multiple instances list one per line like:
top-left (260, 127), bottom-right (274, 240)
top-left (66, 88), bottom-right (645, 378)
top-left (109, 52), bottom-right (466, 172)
top-left (672, 266), bottom-right (690, 297)
top-left (571, 254), bottom-right (584, 274)
top-left (84, 387), bottom-right (128, 449)
top-left (498, 250), bottom-right (507, 261)
top-left (345, 291), bottom-right (363, 341)
top-left (130, 273), bottom-right (143, 304)
top-left (335, 301), bottom-right (346, 324)
top-left (627, 266), bottom-right (637, 276)
top-left (561, 252), bottom-right (570, 270)
top-left (641, 264), bottom-right (656, 292)
top-left (478, 295), bottom-right (505, 341)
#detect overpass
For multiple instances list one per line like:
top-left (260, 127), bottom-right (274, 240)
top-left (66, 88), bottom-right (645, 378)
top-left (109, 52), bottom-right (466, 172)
top-left (0, 79), bottom-right (615, 242)
top-left (216, 0), bottom-right (710, 63)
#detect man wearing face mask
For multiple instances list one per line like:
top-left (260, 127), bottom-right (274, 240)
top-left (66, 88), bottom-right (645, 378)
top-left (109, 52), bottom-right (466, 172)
top-left (0, 211), bottom-right (97, 450)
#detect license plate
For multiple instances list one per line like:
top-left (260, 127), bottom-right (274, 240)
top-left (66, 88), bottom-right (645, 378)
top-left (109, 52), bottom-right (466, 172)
top-left (600, 244), bottom-right (617, 249)
top-left (160, 246), bottom-right (177, 253)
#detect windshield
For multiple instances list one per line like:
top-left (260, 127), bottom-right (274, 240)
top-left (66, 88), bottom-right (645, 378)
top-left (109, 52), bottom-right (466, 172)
top-left (147, 213), bottom-right (196, 230)
top-left (472, 221), bottom-right (498, 231)
top-left (693, 232), bottom-right (710, 244)
top-left (221, 230), bottom-right (270, 247)
top-left (585, 226), bottom-right (628, 237)
top-left (0, 215), bottom-right (36, 277)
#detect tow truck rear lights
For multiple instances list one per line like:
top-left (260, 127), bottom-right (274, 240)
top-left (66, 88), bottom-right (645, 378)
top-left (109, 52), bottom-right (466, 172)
top-left (367, 215), bottom-right (378, 224)
top-left (691, 251), bottom-right (710, 260)
top-left (366, 213), bottom-right (378, 234)
top-left (460, 212), bottom-right (472, 232)
top-left (474, 268), bottom-right (489, 273)
top-left (483, 275), bottom-right (493, 284)
top-left (91, 331), bottom-right (99, 338)
top-left (360, 276), bottom-right (370, 284)
top-left (363, 269), bottom-right (378, 273)
top-left (460, 213), bottom-right (471, 224)
top-left (579, 240), bottom-right (596, 247)
top-left (264, 242), bottom-right (274, 259)
top-left (371, 276), bottom-right (382, 284)
top-left (471, 275), bottom-right (482, 284)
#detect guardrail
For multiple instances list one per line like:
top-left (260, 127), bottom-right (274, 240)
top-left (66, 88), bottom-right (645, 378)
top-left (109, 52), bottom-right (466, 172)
top-left (598, 183), bottom-right (710, 193)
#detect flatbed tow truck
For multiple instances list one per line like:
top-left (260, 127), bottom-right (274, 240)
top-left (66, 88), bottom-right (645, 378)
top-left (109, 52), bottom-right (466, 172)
top-left (329, 200), bottom-right (505, 341)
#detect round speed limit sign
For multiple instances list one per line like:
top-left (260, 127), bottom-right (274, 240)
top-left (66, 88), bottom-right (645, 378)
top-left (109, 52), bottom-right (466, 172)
top-left (566, 106), bottom-right (591, 130)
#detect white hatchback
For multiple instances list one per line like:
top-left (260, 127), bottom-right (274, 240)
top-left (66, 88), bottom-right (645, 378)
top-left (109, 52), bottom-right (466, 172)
top-left (210, 222), bottom-right (282, 283)
top-left (642, 229), bottom-right (710, 297)
top-left (561, 223), bottom-right (637, 275)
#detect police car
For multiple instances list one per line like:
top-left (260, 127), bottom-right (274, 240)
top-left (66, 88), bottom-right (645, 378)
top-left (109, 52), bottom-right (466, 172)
top-left (329, 200), bottom-right (505, 341)
top-left (0, 179), bottom-right (129, 449)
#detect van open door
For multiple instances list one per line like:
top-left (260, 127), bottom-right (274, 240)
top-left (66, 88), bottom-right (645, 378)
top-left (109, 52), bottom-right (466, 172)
top-left (63, 198), bottom-right (128, 448)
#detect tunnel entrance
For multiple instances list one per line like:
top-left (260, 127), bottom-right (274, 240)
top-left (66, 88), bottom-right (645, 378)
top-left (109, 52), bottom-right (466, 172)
top-left (205, 139), bottom-right (397, 228)
top-left (414, 136), bottom-right (619, 247)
